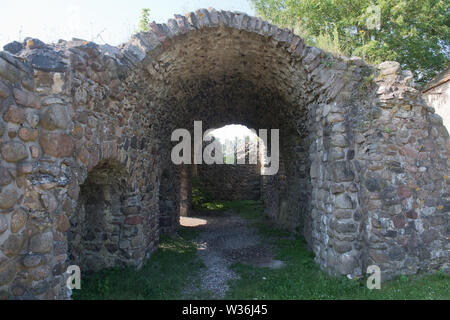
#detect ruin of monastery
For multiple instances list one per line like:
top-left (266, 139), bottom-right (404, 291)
top-left (0, 9), bottom-right (448, 299)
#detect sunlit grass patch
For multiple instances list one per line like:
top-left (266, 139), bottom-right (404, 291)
top-left (201, 201), bottom-right (226, 211)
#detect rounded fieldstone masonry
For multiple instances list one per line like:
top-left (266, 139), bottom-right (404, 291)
top-left (0, 8), bottom-right (448, 299)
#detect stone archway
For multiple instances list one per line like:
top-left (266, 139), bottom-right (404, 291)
top-left (0, 9), bottom-right (448, 299)
top-left (68, 159), bottom-right (133, 273)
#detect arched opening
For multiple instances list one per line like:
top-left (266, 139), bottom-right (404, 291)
top-left (63, 11), bottom-right (368, 281)
top-left (193, 124), bottom-right (262, 203)
top-left (125, 15), bottom-right (364, 277)
top-left (144, 30), bottom-right (316, 234)
top-left (68, 160), bottom-right (130, 273)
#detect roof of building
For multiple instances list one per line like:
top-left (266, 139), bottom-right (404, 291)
top-left (423, 67), bottom-right (450, 93)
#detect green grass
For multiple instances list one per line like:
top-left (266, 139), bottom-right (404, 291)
top-left (72, 227), bottom-right (204, 300)
top-left (220, 200), bottom-right (450, 300)
top-left (191, 177), bottom-right (214, 210)
top-left (72, 200), bottom-right (449, 300)
top-left (198, 200), bottom-right (227, 211)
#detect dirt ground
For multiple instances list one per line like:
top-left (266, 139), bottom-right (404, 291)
top-left (181, 210), bottom-right (284, 299)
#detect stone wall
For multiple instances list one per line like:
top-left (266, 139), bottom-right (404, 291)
top-left (262, 133), bottom-right (310, 233)
top-left (0, 38), bottom-right (160, 299)
top-left (158, 161), bottom-right (182, 234)
top-left (359, 62), bottom-right (450, 279)
top-left (196, 140), bottom-right (261, 201)
top-left (196, 163), bottom-right (261, 201)
top-left (0, 8), bottom-right (448, 299)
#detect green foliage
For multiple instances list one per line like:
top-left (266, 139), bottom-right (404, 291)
top-left (249, 0), bottom-right (450, 84)
top-left (201, 201), bottom-right (226, 211)
top-left (361, 69), bottom-right (375, 89)
top-left (191, 178), bottom-right (214, 210)
top-left (72, 227), bottom-right (204, 300)
top-left (137, 8), bottom-right (151, 32)
top-left (315, 25), bottom-right (346, 56)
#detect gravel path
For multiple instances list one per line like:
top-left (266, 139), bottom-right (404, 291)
top-left (181, 210), bottom-right (284, 299)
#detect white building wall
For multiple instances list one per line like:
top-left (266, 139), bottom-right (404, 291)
top-left (423, 81), bottom-right (450, 132)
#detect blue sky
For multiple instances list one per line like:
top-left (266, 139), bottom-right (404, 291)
top-left (0, 0), bottom-right (255, 48)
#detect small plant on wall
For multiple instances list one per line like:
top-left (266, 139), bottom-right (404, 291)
top-left (137, 8), bottom-right (151, 32)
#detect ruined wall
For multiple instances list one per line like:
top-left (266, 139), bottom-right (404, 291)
top-left (197, 163), bottom-right (261, 201)
top-left (196, 140), bottom-right (261, 201)
top-left (262, 132), bottom-right (311, 233)
top-left (68, 160), bottom-right (131, 273)
top-left (0, 39), bottom-right (160, 299)
top-left (0, 8), bottom-right (448, 299)
top-left (358, 62), bottom-right (450, 279)
top-left (308, 100), bottom-right (362, 276)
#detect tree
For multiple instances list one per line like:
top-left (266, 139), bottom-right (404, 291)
top-left (137, 8), bottom-right (151, 32)
top-left (249, 0), bottom-right (449, 84)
